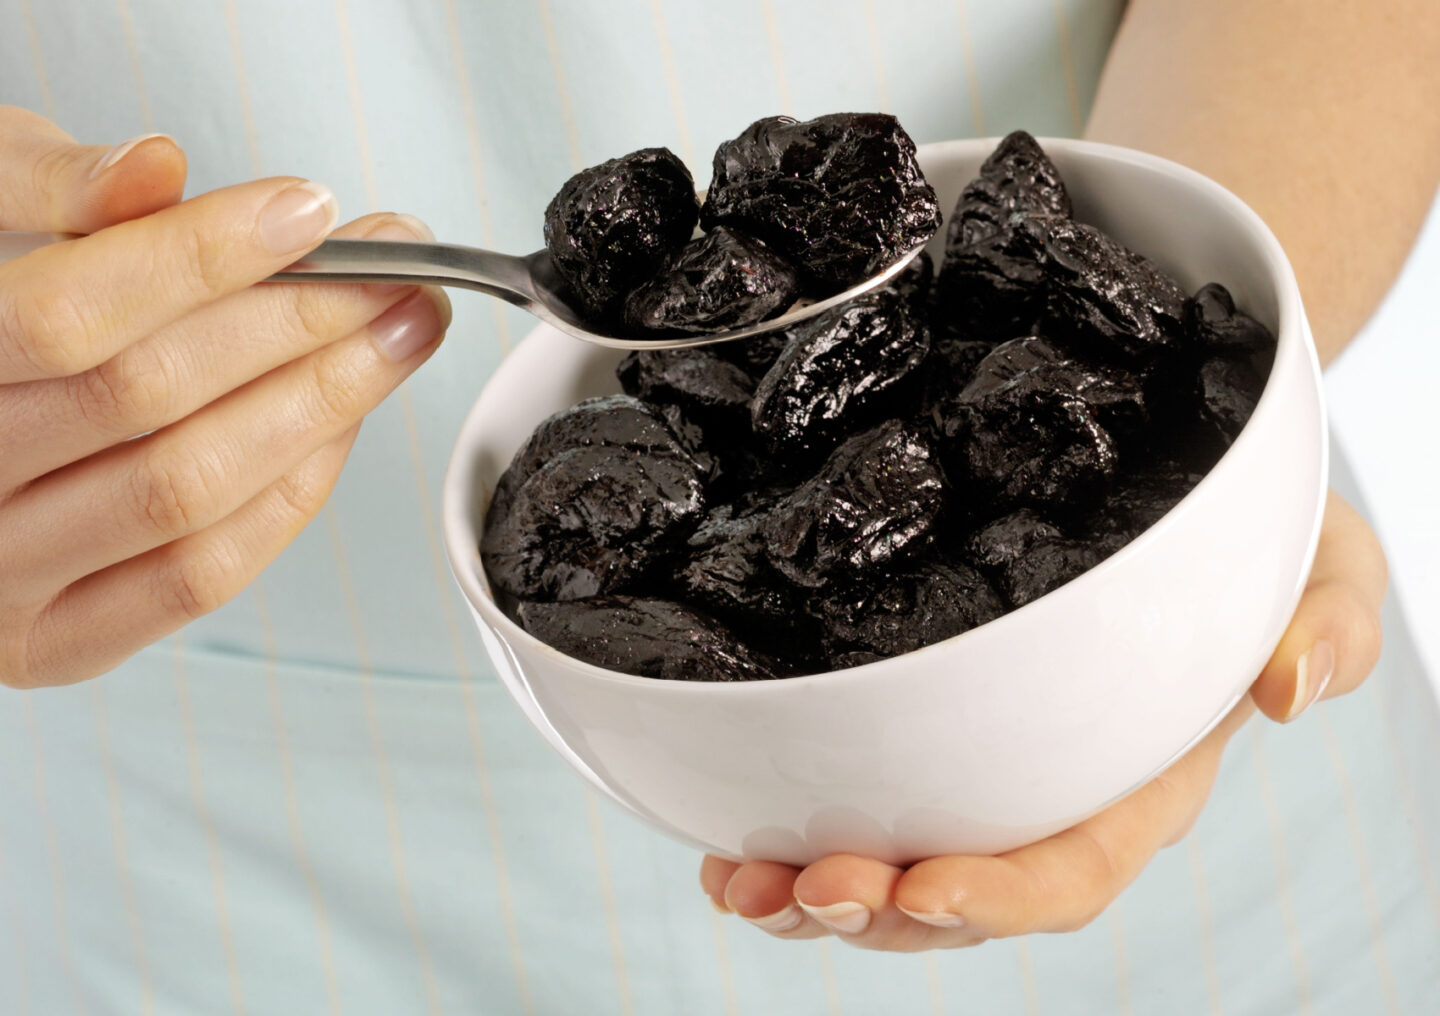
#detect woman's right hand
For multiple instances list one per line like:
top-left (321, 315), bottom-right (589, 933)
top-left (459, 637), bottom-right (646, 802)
top-left (0, 107), bottom-right (451, 688)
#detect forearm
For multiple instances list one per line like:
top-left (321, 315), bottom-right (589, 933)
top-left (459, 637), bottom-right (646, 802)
top-left (1085, 0), bottom-right (1440, 367)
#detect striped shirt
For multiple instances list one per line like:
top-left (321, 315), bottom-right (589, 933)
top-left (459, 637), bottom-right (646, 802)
top-left (1, 1), bottom-right (1436, 1013)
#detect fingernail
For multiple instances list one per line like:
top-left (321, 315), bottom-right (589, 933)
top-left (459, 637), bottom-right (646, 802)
top-left (744, 904), bottom-right (803, 933)
top-left (365, 213), bottom-right (435, 243)
top-left (89, 132), bottom-right (174, 180)
top-left (897, 905), bottom-right (966, 929)
top-left (260, 181), bottom-right (340, 256)
top-left (370, 290), bottom-right (443, 362)
top-left (710, 898), bottom-right (732, 916)
top-left (799, 900), bottom-right (871, 935)
top-left (1284, 639), bottom-right (1335, 722)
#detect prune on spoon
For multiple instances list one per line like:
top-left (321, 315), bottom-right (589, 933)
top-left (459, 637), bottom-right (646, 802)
top-left (701, 113), bottom-right (942, 295)
top-left (481, 396), bottom-right (704, 601)
top-left (543, 148), bottom-right (699, 322)
top-left (762, 420), bottom-right (944, 589)
top-left (751, 281), bottom-right (931, 459)
top-left (623, 226), bottom-right (800, 335)
top-left (810, 558), bottom-right (1004, 666)
top-left (516, 597), bottom-right (781, 682)
top-left (939, 336), bottom-right (1148, 515)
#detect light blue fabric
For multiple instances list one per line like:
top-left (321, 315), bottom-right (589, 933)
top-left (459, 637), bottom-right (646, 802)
top-left (1, 1), bottom-right (1437, 1014)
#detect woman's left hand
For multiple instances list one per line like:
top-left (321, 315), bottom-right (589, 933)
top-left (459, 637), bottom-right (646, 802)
top-left (699, 490), bottom-right (1386, 950)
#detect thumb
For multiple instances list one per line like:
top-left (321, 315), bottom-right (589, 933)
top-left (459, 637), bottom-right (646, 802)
top-left (0, 105), bottom-right (187, 234)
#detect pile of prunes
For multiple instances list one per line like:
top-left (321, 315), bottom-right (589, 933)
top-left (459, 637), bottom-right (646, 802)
top-left (483, 127), bottom-right (1276, 682)
top-left (543, 112), bottom-right (941, 335)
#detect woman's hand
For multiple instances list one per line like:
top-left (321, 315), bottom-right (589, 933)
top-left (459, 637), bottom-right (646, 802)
top-left (700, 491), bottom-right (1387, 950)
top-left (0, 107), bottom-right (450, 688)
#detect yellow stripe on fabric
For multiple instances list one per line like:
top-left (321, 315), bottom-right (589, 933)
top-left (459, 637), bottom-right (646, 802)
top-left (1109, 910), bottom-right (1133, 1016)
top-left (222, 0), bottom-right (264, 178)
top-left (924, 953), bottom-right (945, 1015)
top-left (439, 0), bottom-right (515, 354)
top-left (649, 0), bottom-right (696, 169)
top-left (861, 0), bottom-right (891, 111)
top-left (92, 684), bottom-right (155, 1016)
top-left (173, 638), bottom-right (247, 1016)
top-left (584, 791), bottom-right (635, 1016)
top-left (23, 695), bottom-right (86, 1016)
top-left (254, 582), bottom-right (344, 1016)
top-left (953, 0), bottom-right (986, 135)
top-left (1051, 0), bottom-right (1083, 134)
top-left (1185, 834), bottom-right (1224, 1016)
top-left (535, 0), bottom-right (584, 170)
top-left (709, 911), bottom-right (740, 1016)
top-left (1372, 673), bottom-right (1440, 938)
top-left (1317, 710), bottom-right (1401, 1016)
top-left (1016, 938), bottom-right (1040, 1016)
top-left (0, 791), bottom-right (34, 1015)
top-left (1250, 724), bottom-right (1316, 1015)
top-left (114, 0), bottom-right (154, 131)
top-left (17, 0), bottom-right (54, 121)
top-left (818, 938), bottom-right (842, 1016)
top-left (323, 506), bottom-right (444, 1015)
top-left (757, 0), bottom-right (794, 114)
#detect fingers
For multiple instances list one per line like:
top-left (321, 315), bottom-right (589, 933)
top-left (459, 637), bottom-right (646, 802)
top-left (892, 702), bottom-right (1253, 940)
top-left (9, 425), bottom-right (361, 688)
top-left (0, 106), bottom-right (187, 232)
top-left (1, 285), bottom-right (449, 601)
top-left (0, 175), bottom-right (341, 384)
top-left (1250, 491), bottom-right (1387, 723)
top-left (0, 212), bottom-right (431, 489)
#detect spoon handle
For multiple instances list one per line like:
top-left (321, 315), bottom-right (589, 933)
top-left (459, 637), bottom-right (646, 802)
top-left (0, 231), bottom-right (539, 307)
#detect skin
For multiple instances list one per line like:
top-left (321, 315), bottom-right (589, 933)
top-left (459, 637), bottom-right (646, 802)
top-left (0, 107), bottom-right (452, 687)
top-left (700, 0), bottom-right (1433, 950)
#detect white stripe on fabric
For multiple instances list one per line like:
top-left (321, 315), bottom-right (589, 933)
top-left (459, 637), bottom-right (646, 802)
top-left (254, 582), bottom-right (344, 1016)
top-left (924, 953), bottom-right (945, 1016)
top-left (173, 639), bottom-right (247, 1016)
top-left (1050, 0), bottom-right (1083, 134)
top-left (861, 0), bottom-right (891, 110)
top-left (23, 695), bottom-right (86, 1016)
top-left (114, 0), bottom-right (153, 130)
top-left (1016, 938), bottom-right (1040, 1015)
top-left (1109, 910), bottom-right (1132, 1016)
top-left (322, 505), bottom-right (444, 1014)
top-left (708, 911), bottom-right (740, 1016)
top-left (0, 816), bottom-right (33, 1015)
top-left (17, 0), bottom-right (54, 120)
top-left (1185, 833), bottom-right (1225, 1016)
top-left (535, 0), bottom-right (583, 169)
top-left (954, 0), bottom-right (986, 134)
top-left (1251, 724), bottom-right (1316, 1014)
top-left (92, 684), bottom-right (155, 1016)
top-left (757, 0), bottom-right (795, 114)
top-left (1318, 710), bottom-right (1402, 1016)
top-left (649, 0), bottom-right (696, 169)
top-left (584, 790), bottom-right (636, 1016)
top-left (819, 938), bottom-right (842, 1016)
top-left (222, 0), bottom-right (263, 178)
top-left (1373, 671), bottom-right (1440, 938)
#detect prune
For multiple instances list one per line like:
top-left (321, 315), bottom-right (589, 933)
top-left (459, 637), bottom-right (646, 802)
top-left (516, 597), bottom-right (780, 682)
top-left (943, 130), bottom-right (1072, 252)
top-left (678, 495), bottom-right (809, 649)
top-left (998, 535), bottom-right (1108, 607)
top-left (481, 397), bottom-right (704, 600)
top-left (810, 559), bottom-right (1003, 665)
top-left (751, 284), bottom-right (930, 458)
top-left (543, 148), bottom-right (699, 321)
top-left (1081, 457), bottom-right (1204, 544)
top-left (1195, 354), bottom-right (1266, 447)
top-left (963, 509), bottom-right (1065, 570)
top-left (701, 113), bottom-right (941, 295)
top-left (933, 211), bottom-right (1053, 344)
top-left (940, 336), bottom-right (1147, 514)
top-left (617, 347), bottom-right (755, 426)
top-left (623, 226), bottom-right (799, 335)
top-left (1186, 282), bottom-right (1275, 367)
top-left (1042, 219), bottom-right (1188, 362)
top-left (762, 421), bottom-right (944, 589)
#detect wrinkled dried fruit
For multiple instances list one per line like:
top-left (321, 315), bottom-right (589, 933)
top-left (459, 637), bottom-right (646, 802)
top-left (1081, 457), bottom-right (1205, 543)
top-left (963, 509), bottom-right (1065, 570)
top-left (543, 148), bottom-right (699, 321)
top-left (481, 397), bottom-right (704, 600)
top-left (1186, 282), bottom-right (1275, 365)
top-left (516, 597), bottom-right (780, 681)
top-left (1195, 354), bottom-right (1266, 447)
top-left (751, 280), bottom-right (931, 458)
top-left (763, 420), bottom-right (944, 589)
top-left (933, 211), bottom-right (1054, 345)
top-left (940, 336), bottom-right (1147, 513)
top-left (678, 495), bottom-right (806, 644)
top-left (944, 130), bottom-right (1072, 252)
top-left (617, 347), bottom-right (755, 425)
top-left (998, 535), bottom-right (1108, 607)
top-left (623, 226), bottom-right (799, 335)
top-left (811, 558), bottom-right (1004, 665)
top-left (701, 113), bottom-right (941, 295)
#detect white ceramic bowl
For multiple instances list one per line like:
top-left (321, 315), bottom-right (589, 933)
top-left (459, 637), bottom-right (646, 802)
top-left (441, 138), bottom-right (1327, 867)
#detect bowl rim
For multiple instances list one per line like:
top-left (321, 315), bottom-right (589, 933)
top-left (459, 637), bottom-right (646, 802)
top-left (440, 135), bottom-right (1328, 698)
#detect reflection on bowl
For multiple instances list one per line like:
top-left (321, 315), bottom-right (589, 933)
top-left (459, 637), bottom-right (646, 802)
top-left (441, 138), bottom-right (1327, 867)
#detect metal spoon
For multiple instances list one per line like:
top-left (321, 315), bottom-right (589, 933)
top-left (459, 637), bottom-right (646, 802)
top-left (0, 231), bottom-right (929, 351)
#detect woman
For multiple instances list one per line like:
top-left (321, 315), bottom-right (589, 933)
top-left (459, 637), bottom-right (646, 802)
top-left (0, 0), bottom-right (1435, 1012)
